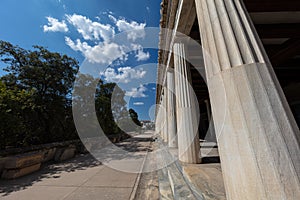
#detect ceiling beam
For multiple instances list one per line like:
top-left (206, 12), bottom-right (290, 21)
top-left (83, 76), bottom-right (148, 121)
top-left (255, 23), bottom-right (300, 38)
top-left (244, 0), bottom-right (300, 12)
top-left (270, 38), bottom-right (300, 66)
top-left (275, 58), bottom-right (300, 68)
top-left (264, 44), bottom-right (285, 56)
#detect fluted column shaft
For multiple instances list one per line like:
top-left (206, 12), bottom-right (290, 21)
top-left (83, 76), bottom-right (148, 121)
top-left (173, 43), bottom-right (201, 164)
top-left (157, 99), bottom-right (164, 139)
top-left (162, 91), bottom-right (168, 142)
top-left (155, 105), bottom-right (162, 136)
top-left (195, 0), bottom-right (300, 199)
top-left (167, 69), bottom-right (178, 148)
top-left (204, 99), bottom-right (216, 142)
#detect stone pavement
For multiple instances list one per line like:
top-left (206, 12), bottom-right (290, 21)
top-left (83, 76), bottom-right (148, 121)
top-left (0, 131), bottom-right (155, 200)
top-left (182, 142), bottom-right (226, 200)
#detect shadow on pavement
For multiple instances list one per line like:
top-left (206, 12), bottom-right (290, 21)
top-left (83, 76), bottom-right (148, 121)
top-left (0, 132), bottom-right (155, 197)
top-left (90, 134), bottom-right (155, 165)
top-left (0, 154), bottom-right (102, 197)
top-left (115, 137), bottom-right (154, 152)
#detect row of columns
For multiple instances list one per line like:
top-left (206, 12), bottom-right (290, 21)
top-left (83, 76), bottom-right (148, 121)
top-left (156, 43), bottom-right (201, 164)
top-left (156, 0), bottom-right (300, 199)
top-left (194, 0), bottom-right (300, 199)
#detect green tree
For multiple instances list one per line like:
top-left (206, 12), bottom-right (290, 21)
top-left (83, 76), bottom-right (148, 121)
top-left (129, 108), bottom-right (142, 127)
top-left (96, 82), bottom-right (126, 135)
top-left (73, 74), bottom-right (128, 136)
top-left (0, 82), bottom-right (35, 148)
top-left (0, 40), bottom-right (79, 148)
top-left (0, 40), bottom-right (140, 148)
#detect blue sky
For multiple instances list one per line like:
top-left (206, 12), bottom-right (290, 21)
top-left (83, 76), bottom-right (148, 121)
top-left (0, 0), bottom-right (161, 120)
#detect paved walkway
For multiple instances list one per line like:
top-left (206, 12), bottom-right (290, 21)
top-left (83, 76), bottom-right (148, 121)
top-left (0, 131), bottom-right (155, 200)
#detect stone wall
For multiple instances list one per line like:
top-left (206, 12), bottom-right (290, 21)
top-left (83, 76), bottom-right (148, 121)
top-left (0, 133), bottom-right (131, 179)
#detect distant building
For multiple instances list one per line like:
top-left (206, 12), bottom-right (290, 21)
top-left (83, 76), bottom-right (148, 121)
top-left (140, 120), bottom-right (155, 130)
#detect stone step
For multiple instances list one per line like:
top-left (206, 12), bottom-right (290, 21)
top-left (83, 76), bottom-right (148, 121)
top-left (155, 141), bottom-right (174, 200)
top-left (170, 155), bottom-right (205, 200)
top-left (167, 162), bottom-right (197, 200)
top-left (158, 167), bottom-right (174, 200)
top-left (156, 138), bottom-right (204, 200)
top-left (182, 164), bottom-right (226, 200)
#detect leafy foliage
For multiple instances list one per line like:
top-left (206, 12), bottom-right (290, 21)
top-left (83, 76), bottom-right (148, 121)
top-left (129, 108), bottom-right (142, 127)
top-left (0, 41), bottom-right (141, 149)
top-left (0, 40), bottom-right (79, 149)
top-left (73, 73), bottom-right (142, 135)
top-left (0, 82), bottom-right (35, 147)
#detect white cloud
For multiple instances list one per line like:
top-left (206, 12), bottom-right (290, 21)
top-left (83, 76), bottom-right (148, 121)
top-left (66, 14), bottom-right (115, 42)
top-left (126, 84), bottom-right (148, 98)
top-left (115, 18), bottom-right (146, 41)
top-left (136, 50), bottom-right (150, 61)
top-left (108, 14), bottom-right (117, 23)
top-left (43, 17), bottom-right (68, 32)
top-left (131, 43), bottom-right (141, 51)
top-left (58, 14), bottom-right (149, 64)
top-left (133, 102), bottom-right (144, 106)
top-left (101, 67), bottom-right (146, 83)
top-left (131, 44), bottom-right (150, 61)
top-left (65, 37), bottom-right (127, 64)
top-left (103, 11), bottom-right (114, 16)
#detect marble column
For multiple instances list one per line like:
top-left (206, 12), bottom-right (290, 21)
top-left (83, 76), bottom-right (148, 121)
top-left (167, 69), bottom-right (178, 148)
top-left (204, 99), bottom-right (216, 142)
top-left (173, 43), bottom-right (201, 164)
top-left (195, 0), bottom-right (300, 199)
top-left (158, 100), bottom-right (163, 139)
top-left (157, 98), bottom-right (164, 139)
top-left (162, 91), bottom-right (168, 142)
top-left (155, 104), bottom-right (162, 136)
